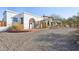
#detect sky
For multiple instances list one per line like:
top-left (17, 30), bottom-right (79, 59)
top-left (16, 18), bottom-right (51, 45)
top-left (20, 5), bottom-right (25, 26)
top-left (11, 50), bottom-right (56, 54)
top-left (0, 7), bottom-right (79, 20)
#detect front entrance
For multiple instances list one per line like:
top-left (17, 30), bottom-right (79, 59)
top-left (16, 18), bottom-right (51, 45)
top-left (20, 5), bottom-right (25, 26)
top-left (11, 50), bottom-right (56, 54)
top-left (29, 18), bottom-right (35, 29)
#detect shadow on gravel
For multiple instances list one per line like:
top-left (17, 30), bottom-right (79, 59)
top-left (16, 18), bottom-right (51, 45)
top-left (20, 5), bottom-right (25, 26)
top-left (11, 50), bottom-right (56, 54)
top-left (34, 32), bottom-right (79, 51)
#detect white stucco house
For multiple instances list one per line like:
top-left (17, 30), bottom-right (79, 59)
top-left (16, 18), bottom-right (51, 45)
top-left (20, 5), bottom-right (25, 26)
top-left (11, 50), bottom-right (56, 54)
top-left (0, 10), bottom-right (62, 31)
top-left (3, 10), bottom-right (43, 30)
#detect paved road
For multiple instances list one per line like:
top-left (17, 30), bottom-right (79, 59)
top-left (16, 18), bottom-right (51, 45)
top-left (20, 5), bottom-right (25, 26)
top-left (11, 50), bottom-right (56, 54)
top-left (0, 28), bottom-right (78, 51)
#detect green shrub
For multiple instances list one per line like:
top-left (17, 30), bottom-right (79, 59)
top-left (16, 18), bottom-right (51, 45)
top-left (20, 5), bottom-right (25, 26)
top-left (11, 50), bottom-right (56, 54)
top-left (8, 23), bottom-right (23, 31)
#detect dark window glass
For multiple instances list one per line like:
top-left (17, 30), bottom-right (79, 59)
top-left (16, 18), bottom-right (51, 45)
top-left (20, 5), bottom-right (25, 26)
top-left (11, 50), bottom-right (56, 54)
top-left (21, 17), bottom-right (23, 24)
top-left (13, 18), bottom-right (18, 22)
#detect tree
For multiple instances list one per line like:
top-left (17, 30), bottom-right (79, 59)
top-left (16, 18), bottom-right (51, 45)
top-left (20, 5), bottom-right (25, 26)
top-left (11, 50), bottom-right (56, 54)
top-left (50, 14), bottom-right (63, 21)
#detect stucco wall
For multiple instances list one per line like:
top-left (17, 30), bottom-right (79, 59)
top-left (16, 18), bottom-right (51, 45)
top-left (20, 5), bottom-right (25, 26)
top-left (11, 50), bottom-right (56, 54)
top-left (4, 10), bottom-right (17, 26)
top-left (23, 13), bottom-right (43, 29)
top-left (0, 26), bottom-right (8, 31)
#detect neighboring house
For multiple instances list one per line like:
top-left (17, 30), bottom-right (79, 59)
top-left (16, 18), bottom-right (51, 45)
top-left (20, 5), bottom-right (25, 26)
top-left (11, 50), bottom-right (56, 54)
top-left (3, 10), bottom-right (43, 30)
top-left (42, 16), bottom-right (62, 28)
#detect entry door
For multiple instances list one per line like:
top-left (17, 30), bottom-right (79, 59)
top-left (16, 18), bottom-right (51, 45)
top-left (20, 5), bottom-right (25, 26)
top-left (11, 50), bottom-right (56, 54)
top-left (30, 23), bottom-right (34, 29)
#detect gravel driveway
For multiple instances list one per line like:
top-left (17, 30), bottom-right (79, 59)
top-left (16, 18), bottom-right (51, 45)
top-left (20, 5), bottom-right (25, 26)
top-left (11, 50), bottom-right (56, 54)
top-left (0, 28), bottom-right (78, 51)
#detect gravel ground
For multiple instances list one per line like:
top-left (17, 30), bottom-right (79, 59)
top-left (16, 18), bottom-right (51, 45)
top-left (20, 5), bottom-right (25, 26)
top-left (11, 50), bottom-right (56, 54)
top-left (0, 28), bottom-right (78, 51)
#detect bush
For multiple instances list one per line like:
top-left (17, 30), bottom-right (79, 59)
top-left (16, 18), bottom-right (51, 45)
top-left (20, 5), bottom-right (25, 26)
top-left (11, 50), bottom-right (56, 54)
top-left (42, 22), bottom-right (48, 28)
top-left (8, 23), bottom-right (23, 31)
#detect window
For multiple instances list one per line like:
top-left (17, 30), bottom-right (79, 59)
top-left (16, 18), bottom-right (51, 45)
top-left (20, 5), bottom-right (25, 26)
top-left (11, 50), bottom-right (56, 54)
top-left (21, 17), bottom-right (23, 24)
top-left (13, 18), bottom-right (18, 22)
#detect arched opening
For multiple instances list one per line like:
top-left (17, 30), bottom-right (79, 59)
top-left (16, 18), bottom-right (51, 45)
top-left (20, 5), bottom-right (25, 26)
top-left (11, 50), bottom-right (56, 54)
top-left (29, 18), bottom-right (35, 29)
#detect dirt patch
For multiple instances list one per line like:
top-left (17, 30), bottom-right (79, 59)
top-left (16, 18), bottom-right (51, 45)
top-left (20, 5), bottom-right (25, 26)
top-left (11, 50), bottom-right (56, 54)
top-left (0, 28), bottom-right (78, 51)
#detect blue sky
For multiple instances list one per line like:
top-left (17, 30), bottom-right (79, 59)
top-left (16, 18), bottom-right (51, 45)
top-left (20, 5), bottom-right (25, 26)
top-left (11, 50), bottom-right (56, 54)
top-left (0, 7), bottom-right (79, 20)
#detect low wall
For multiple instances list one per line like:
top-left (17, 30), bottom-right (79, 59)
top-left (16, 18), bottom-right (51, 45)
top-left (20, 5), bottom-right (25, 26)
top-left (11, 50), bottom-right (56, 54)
top-left (0, 26), bottom-right (8, 32)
